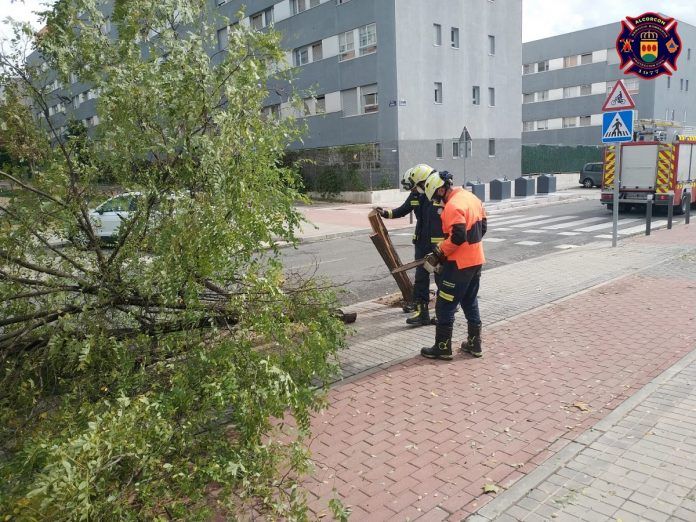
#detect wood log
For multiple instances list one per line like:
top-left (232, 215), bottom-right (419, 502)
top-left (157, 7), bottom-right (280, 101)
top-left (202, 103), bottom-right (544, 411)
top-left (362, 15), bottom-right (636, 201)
top-left (368, 210), bottom-right (413, 302)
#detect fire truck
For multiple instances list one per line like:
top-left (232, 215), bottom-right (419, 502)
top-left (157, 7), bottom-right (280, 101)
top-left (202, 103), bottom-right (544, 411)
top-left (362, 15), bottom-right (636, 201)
top-left (601, 119), bottom-right (696, 214)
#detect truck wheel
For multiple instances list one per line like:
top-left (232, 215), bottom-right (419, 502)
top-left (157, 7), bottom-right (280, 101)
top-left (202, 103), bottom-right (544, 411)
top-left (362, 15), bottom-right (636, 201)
top-left (675, 195), bottom-right (688, 215)
top-left (582, 178), bottom-right (593, 188)
top-left (606, 204), bottom-right (613, 211)
top-left (619, 203), bottom-right (632, 213)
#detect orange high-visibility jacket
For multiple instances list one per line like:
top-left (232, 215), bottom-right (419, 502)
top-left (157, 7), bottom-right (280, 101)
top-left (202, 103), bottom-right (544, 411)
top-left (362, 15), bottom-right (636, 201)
top-left (439, 187), bottom-right (487, 269)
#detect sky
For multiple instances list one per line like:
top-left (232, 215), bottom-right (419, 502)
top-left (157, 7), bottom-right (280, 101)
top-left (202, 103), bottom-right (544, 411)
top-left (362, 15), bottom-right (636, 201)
top-left (2, 0), bottom-right (696, 41)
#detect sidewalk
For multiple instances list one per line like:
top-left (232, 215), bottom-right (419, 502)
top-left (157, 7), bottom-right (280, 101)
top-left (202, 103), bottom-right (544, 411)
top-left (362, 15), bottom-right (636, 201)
top-left (302, 222), bottom-right (696, 520)
top-left (296, 189), bottom-right (598, 243)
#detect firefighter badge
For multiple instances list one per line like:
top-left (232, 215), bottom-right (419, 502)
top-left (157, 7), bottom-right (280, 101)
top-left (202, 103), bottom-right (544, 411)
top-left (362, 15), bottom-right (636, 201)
top-left (615, 12), bottom-right (681, 79)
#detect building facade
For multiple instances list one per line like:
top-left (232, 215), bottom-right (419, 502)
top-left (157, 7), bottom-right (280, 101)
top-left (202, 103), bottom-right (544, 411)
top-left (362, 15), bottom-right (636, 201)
top-left (29, 0), bottom-right (522, 185)
top-left (522, 21), bottom-right (696, 146)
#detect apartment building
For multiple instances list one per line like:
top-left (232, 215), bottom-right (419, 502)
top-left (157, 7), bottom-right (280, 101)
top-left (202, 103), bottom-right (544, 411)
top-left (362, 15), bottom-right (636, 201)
top-left (29, 0), bottom-right (522, 185)
top-left (522, 21), bottom-right (696, 146)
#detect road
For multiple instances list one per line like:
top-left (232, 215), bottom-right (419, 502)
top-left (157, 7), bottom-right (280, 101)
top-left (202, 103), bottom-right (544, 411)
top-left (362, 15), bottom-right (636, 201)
top-left (281, 198), bottom-right (690, 305)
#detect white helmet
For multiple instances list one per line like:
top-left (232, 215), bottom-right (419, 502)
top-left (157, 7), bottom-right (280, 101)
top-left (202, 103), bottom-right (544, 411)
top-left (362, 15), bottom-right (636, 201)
top-left (400, 167), bottom-right (415, 189)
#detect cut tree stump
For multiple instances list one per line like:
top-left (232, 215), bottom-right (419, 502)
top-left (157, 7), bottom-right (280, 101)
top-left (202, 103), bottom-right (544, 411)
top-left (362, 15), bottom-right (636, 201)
top-left (368, 210), bottom-right (413, 303)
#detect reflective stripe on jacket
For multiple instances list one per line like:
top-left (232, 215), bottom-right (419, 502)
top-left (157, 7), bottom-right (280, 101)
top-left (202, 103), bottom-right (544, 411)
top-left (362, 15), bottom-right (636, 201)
top-left (439, 187), bottom-right (486, 269)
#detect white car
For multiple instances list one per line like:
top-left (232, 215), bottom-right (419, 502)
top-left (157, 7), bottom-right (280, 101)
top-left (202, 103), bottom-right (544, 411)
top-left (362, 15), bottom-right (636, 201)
top-left (89, 192), bottom-right (142, 240)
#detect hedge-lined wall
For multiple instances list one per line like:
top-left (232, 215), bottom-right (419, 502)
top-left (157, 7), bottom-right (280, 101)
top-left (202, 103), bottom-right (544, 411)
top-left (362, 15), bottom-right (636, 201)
top-left (522, 145), bottom-right (604, 174)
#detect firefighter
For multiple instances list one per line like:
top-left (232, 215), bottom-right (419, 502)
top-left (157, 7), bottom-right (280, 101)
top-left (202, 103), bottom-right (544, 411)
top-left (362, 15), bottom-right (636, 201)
top-left (375, 164), bottom-right (442, 325)
top-left (419, 170), bottom-right (487, 359)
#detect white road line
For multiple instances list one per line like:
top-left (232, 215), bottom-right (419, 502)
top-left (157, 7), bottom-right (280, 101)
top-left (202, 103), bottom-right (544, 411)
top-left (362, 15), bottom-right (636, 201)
top-left (618, 220), bottom-right (667, 235)
top-left (494, 227), bottom-right (514, 231)
top-left (483, 237), bottom-right (506, 243)
top-left (489, 214), bottom-right (551, 226)
top-left (555, 244), bottom-right (579, 250)
top-left (509, 216), bottom-right (579, 228)
top-left (558, 231), bottom-right (581, 236)
top-left (542, 217), bottom-right (606, 230)
top-left (522, 229), bottom-right (547, 234)
top-left (574, 218), bottom-right (640, 232)
top-left (595, 234), bottom-right (613, 239)
top-left (515, 240), bottom-right (541, 246)
top-left (288, 258), bottom-right (346, 270)
top-left (486, 213), bottom-right (524, 221)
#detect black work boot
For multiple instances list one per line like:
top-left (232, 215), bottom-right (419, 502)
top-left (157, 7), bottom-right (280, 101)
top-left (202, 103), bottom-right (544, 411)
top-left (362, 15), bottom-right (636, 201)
top-left (460, 322), bottom-right (482, 358)
top-left (402, 301), bottom-right (416, 313)
top-left (406, 301), bottom-right (431, 326)
top-left (421, 324), bottom-right (453, 360)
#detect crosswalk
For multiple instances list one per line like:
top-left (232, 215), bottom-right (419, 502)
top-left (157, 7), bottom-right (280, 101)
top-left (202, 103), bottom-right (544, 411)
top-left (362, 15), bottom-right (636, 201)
top-left (484, 212), bottom-right (682, 247)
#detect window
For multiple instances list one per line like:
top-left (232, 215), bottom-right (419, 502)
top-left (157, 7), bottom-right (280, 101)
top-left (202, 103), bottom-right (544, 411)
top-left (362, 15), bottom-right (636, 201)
top-left (217, 26), bottom-right (228, 50)
top-left (671, 109), bottom-right (676, 120)
top-left (434, 23), bottom-right (441, 46)
top-left (294, 46), bottom-right (309, 66)
top-left (624, 78), bottom-right (639, 94)
top-left (472, 86), bottom-right (480, 105)
top-left (336, 0), bottom-right (351, 3)
top-left (668, 77), bottom-right (671, 88)
top-left (538, 90), bottom-right (549, 101)
top-left (315, 95), bottom-right (326, 114)
top-left (689, 48), bottom-right (692, 60)
top-left (338, 30), bottom-right (355, 61)
top-left (434, 82), bottom-right (443, 104)
top-left (523, 63), bottom-right (534, 75)
top-left (523, 93), bottom-right (535, 104)
top-left (681, 78), bottom-right (684, 90)
top-left (579, 115), bottom-right (591, 127)
top-left (69, 73), bottom-right (78, 84)
top-left (537, 119), bottom-right (548, 130)
top-left (488, 35), bottom-right (495, 55)
top-left (361, 84), bottom-right (378, 113)
top-left (537, 60), bottom-right (548, 72)
top-left (563, 86), bottom-right (578, 98)
top-left (488, 139), bottom-right (495, 157)
top-left (562, 117), bottom-right (577, 128)
top-left (341, 87), bottom-right (358, 116)
top-left (687, 80), bottom-right (690, 91)
top-left (312, 41), bottom-right (323, 61)
top-left (359, 23), bottom-right (377, 56)
top-left (250, 7), bottom-right (273, 30)
top-left (580, 84), bottom-right (591, 96)
top-left (262, 104), bottom-right (280, 119)
top-left (488, 87), bottom-right (495, 106)
top-left (563, 55), bottom-right (577, 68)
top-left (580, 52), bottom-right (592, 65)
top-left (452, 141), bottom-right (460, 157)
top-left (436, 141), bottom-right (443, 159)
top-left (292, 0), bottom-right (319, 14)
top-left (451, 27), bottom-right (459, 48)
top-left (523, 121), bottom-right (534, 132)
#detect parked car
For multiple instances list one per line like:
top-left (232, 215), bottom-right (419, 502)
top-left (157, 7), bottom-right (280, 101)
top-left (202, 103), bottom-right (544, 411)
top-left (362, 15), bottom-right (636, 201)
top-left (88, 192), bottom-right (142, 240)
top-left (579, 162), bottom-right (603, 188)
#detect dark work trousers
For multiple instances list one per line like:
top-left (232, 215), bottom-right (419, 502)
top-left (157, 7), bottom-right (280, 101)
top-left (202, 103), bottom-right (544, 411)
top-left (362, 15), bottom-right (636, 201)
top-left (435, 261), bottom-right (482, 327)
top-left (413, 242), bottom-right (434, 303)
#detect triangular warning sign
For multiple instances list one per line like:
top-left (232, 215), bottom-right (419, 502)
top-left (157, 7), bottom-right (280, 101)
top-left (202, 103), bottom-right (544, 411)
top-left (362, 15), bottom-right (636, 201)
top-left (602, 79), bottom-right (636, 111)
top-left (603, 112), bottom-right (631, 139)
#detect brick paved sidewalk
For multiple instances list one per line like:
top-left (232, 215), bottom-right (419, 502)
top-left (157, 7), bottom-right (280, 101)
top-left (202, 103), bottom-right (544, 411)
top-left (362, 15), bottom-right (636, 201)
top-left (303, 224), bottom-right (696, 520)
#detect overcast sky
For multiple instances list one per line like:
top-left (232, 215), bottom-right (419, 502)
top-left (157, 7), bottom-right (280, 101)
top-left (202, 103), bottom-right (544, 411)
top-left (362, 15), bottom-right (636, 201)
top-left (2, 0), bottom-right (696, 42)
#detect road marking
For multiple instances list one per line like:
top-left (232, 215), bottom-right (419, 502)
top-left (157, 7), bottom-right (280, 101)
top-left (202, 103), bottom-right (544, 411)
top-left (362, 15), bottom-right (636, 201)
top-left (555, 244), bottom-right (579, 250)
top-left (509, 216), bottom-right (578, 228)
top-left (486, 213), bottom-right (524, 222)
top-left (542, 216), bottom-right (606, 229)
top-left (618, 220), bottom-right (667, 235)
top-left (489, 214), bottom-right (551, 226)
top-left (515, 240), bottom-right (541, 246)
top-left (483, 237), bottom-right (506, 243)
top-left (287, 258), bottom-right (346, 270)
top-left (494, 227), bottom-right (514, 231)
top-left (558, 231), bottom-right (581, 236)
top-left (595, 234), bottom-right (613, 239)
top-left (522, 229), bottom-right (547, 234)
top-left (574, 218), bottom-right (640, 232)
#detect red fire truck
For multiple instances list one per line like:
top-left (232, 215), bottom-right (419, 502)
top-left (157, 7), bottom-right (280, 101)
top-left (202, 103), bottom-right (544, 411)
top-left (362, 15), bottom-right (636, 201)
top-left (601, 121), bottom-right (696, 214)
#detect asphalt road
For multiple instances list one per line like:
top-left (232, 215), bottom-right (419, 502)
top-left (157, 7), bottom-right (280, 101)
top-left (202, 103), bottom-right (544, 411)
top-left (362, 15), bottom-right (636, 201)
top-left (281, 197), bottom-right (688, 305)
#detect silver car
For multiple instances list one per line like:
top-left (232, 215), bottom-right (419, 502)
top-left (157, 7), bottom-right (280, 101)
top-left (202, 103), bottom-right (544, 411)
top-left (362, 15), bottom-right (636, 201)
top-left (579, 162), bottom-right (603, 188)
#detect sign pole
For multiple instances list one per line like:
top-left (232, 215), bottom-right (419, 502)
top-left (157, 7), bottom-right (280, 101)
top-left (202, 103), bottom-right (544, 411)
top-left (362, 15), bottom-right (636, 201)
top-left (612, 145), bottom-right (621, 247)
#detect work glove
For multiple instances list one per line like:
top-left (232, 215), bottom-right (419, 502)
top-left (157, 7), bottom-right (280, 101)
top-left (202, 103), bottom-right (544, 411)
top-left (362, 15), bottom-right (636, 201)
top-left (374, 207), bottom-right (389, 218)
top-left (423, 244), bottom-right (445, 274)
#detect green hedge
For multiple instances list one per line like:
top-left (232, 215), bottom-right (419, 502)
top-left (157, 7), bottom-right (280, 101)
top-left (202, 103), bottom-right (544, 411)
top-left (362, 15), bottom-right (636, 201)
top-left (522, 145), bottom-right (603, 175)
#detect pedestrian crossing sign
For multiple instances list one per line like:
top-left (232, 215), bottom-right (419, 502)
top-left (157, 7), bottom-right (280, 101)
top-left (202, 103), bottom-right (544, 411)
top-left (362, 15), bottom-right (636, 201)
top-left (602, 110), bottom-right (634, 143)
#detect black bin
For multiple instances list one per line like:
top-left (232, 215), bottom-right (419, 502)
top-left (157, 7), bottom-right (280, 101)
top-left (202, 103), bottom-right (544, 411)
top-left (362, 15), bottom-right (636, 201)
top-left (537, 173), bottom-right (557, 194)
top-left (489, 178), bottom-right (511, 201)
top-left (466, 181), bottom-right (486, 202)
top-left (515, 176), bottom-right (535, 197)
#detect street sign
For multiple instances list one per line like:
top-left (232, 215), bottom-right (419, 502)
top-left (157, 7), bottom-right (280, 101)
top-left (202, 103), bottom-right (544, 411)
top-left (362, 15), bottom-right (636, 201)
top-left (602, 110), bottom-right (635, 143)
top-left (602, 79), bottom-right (636, 111)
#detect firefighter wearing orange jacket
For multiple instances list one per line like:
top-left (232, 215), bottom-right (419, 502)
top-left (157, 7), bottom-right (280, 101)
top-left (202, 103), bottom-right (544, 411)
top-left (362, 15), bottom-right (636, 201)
top-left (419, 170), bottom-right (487, 360)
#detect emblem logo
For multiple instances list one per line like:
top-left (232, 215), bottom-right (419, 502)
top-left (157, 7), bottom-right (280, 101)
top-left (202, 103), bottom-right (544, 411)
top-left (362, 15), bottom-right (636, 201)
top-left (616, 12), bottom-right (681, 79)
